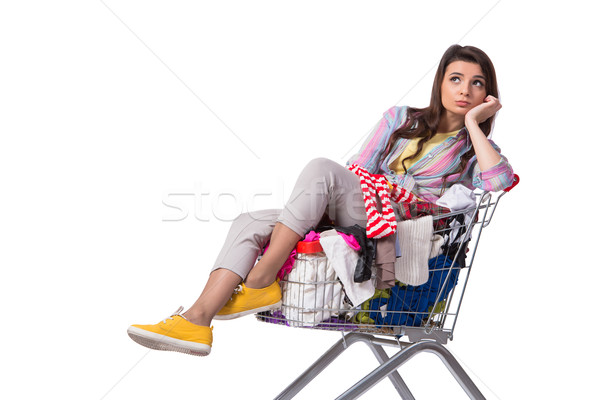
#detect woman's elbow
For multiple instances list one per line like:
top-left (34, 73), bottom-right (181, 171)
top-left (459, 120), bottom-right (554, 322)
top-left (472, 160), bottom-right (515, 192)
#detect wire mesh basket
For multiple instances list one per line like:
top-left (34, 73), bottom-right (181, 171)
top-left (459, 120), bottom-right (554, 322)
top-left (257, 191), bottom-right (505, 344)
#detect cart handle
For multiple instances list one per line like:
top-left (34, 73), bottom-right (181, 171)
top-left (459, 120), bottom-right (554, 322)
top-left (503, 174), bottom-right (520, 193)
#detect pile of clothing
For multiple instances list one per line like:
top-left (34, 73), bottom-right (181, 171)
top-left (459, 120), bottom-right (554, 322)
top-left (260, 184), bottom-right (477, 330)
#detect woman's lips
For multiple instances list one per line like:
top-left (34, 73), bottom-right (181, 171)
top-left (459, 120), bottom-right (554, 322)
top-left (456, 100), bottom-right (469, 107)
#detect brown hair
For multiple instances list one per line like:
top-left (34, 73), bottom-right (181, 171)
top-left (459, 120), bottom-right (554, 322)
top-left (379, 45), bottom-right (499, 182)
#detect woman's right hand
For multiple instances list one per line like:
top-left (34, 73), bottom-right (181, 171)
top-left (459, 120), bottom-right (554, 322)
top-left (465, 95), bottom-right (502, 125)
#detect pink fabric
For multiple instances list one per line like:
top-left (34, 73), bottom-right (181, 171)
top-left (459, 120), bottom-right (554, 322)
top-left (271, 230), bottom-right (361, 279)
top-left (303, 230), bottom-right (360, 250)
top-left (337, 232), bottom-right (360, 250)
top-left (304, 231), bottom-right (321, 241)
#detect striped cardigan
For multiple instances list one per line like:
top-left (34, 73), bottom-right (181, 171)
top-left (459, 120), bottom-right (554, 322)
top-left (346, 106), bottom-right (514, 204)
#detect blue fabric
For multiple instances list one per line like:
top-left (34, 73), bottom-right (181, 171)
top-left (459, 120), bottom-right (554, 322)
top-left (368, 255), bottom-right (459, 327)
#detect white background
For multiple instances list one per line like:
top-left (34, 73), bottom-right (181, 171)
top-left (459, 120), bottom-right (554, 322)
top-left (1, 1), bottom-right (598, 399)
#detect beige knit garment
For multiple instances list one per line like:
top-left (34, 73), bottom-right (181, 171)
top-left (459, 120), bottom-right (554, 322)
top-left (394, 215), bottom-right (433, 286)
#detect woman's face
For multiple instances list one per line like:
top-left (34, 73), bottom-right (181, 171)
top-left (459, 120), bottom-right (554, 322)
top-left (440, 60), bottom-right (487, 119)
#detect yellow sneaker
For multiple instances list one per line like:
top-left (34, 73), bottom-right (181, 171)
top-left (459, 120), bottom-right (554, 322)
top-left (214, 281), bottom-right (282, 320)
top-left (127, 306), bottom-right (212, 357)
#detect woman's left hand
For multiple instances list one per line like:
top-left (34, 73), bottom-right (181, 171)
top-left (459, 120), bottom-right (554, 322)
top-left (465, 95), bottom-right (502, 124)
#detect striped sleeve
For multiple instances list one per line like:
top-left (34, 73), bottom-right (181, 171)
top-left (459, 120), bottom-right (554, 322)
top-left (470, 140), bottom-right (515, 191)
top-left (346, 106), bottom-right (407, 173)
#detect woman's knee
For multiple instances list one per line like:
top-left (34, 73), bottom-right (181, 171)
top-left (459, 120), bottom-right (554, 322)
top-left (304, 157), bottom-right (338, 171)
top-left (231, 211), bottom-right (254, 228)
top-left (299, 157), bottom-right (342, 181)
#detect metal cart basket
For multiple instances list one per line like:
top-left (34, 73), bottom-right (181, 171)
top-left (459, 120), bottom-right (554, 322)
top-left (256, 182), bottom-right (518, 399)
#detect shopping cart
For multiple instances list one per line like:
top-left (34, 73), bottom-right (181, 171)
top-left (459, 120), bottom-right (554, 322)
top-left (256, 178), bottom-right (518, 399)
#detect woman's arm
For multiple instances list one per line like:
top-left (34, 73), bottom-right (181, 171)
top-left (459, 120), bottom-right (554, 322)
top-left (463, 95), bottom-right (514, 191)
top-left (464, 95), bottom-right (502, 171)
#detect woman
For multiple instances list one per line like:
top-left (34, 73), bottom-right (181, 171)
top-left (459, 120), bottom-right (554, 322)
top-left (127, 44), bottom-right (514, 357)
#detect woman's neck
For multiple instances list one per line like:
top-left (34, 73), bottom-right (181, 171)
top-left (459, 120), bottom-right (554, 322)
top-left (437, 111), bottom-right (464, 133)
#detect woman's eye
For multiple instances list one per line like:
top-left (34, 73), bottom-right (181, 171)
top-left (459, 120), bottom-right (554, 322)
top-left (450, 76), bottom-right (460, 83)
top-left (473, 80), bottom-right (484, 87)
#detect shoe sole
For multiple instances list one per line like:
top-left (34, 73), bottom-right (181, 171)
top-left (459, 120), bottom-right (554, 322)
top-left (127, 326), bottom-right (211, 357)
top-left (213, 300), bottom-right (282, 320)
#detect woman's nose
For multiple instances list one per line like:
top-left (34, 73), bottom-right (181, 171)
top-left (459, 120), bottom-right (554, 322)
top-left (460, 83), bottom-right (470, 96)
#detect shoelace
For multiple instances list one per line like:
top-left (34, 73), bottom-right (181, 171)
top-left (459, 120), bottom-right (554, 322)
top-left (227, 284), bottom-right (244, 301)
top-left (233, 284), bottom-right (244, 295)
top-left (161, 306), bottom-right (185, 324)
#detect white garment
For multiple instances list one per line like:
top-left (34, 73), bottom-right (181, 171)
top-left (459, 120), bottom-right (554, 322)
top-left (430, 234), bottom-right (444, 258)
top-left (319, 230), bottom-right (375, 306)
top-left (394, 215), bottom-right (433, 286)
top-left (436, 184), bottom-right (476, 211)
top-left (282, 251), bottom-right (343, 327)
top-left (436, 184), bottom-right (477, 244)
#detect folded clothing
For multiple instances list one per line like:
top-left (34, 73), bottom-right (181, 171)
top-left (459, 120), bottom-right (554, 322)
top-left (394, 215), bottom-right (433, 286)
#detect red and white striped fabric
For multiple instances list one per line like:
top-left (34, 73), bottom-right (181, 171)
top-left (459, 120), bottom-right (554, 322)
top-left (347, 164), bottom-right (416, 239)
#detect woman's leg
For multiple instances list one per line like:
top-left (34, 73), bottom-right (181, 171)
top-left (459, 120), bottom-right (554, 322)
top-left (128, 158), bottom-right (369, 355)
top-left (244, 222), bottom-right (302, 288)
top-left (276, 157), bottom-right (368, 233)
top-left (183, 268), bottom-right (242, 325)
top-left (187, 158), bottom-right (368, 321)
top-left (182, 209), bottom-right (284, 324)
top-left (127, 210), bottom-right (282, 356)
top-left (245, 157), bottom-right (368, 288)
